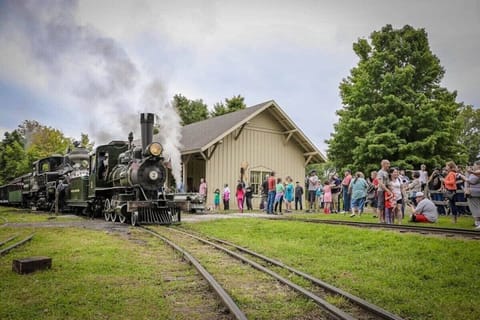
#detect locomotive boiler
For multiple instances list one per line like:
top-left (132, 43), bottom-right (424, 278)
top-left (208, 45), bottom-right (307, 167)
top-left (90, 113), bottom-right (180, 225)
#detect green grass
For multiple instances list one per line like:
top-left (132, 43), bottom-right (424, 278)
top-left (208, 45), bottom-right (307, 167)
top-left (0, 227), bottom-right (174, 320)
top-left (181, 218), bottom-right (480, 320)
top-left (1, 207), bottom-right (478, 319)
top-left (0, 207), bottom-right (83, 223)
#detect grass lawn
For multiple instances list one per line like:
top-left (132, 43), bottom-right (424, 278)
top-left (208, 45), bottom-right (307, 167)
top-left (0, 226), bottom-right (177, 320)
top-left (1, 207), bottom-right (478, 319)
top-left (181, 218), bottom-right (480, 320)
top-left (0, 207), bottom-right (83, 223)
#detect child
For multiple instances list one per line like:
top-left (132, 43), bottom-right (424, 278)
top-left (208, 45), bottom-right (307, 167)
top-left (322, 181), bottom-right (332, 214)
top-left (384, 182), bottom-right (395, 224)
top-left (223, 184), bottom-right (230, 211)
top-left (213, 188), bottom-right (220, 211)
top-left (236, 183), bottom-right (245, 213)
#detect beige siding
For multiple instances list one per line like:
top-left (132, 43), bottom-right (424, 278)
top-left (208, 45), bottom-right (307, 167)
top-left (204, 110), bottom-right (306, 209)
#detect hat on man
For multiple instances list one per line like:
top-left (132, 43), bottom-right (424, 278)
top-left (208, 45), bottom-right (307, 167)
top-left (415, 191), bottom-right (425, 197)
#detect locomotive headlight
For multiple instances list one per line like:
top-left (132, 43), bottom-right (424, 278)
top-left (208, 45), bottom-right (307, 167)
top-left (148, 142), bottom-right (163, 157)
top-left (149, 170), bottom-right (159, 181)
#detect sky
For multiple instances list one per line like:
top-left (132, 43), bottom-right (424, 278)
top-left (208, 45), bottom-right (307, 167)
top-left (0, 0), bottom-right (479, 156)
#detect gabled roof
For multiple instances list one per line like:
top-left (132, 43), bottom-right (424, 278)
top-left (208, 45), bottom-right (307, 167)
top-left (180, 100), bottom-right (326, 163)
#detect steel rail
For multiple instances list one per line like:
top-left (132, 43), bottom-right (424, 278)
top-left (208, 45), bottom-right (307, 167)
top-left (140, 227), bottom-right (247, 320)
top-left (0, 235), bottom-right (18, 247)
top-left (200, 232), bottom-right (403, 320)
top-left (166, 227), bottom-right (355, 320)
top-left (267, 217), bottom-right (480, 238)
top-left (0, 234), bottom-right (34, 256)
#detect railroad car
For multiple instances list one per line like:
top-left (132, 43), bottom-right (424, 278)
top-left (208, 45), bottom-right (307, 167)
top-left (0, 113), bottom-right (181, 226)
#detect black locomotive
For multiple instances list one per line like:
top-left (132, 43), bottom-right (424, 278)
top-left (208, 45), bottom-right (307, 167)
top-left (0, 113), bottom-right (180, 226)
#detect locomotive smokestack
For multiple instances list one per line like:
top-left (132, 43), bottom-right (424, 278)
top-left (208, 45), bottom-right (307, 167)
top-left (140, 113), bottom-right (154, 151)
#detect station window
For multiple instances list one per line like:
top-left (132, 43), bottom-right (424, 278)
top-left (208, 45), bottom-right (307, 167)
top-left (249, 170), bottom-right (269, 195)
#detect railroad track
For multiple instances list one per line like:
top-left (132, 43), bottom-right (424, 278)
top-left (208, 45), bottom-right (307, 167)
top-left (141, 226), bottom-right (403, 320)
top-left (266, 217), bottom-right (480, 240)
top-left (0, 234), bottom-right (34, 256)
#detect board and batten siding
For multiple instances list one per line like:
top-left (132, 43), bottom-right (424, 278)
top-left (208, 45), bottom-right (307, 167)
top-left (205, 110), bottom-right (307, 208)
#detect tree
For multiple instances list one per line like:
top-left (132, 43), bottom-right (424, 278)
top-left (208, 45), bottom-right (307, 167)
top-left (0, 121), bottom-right (73, 184)
top-left (327, 24), bottom-right (466, 173)
top-left (80, 133), bottom-right (94, 151)
top-left (211, 95), bottom-right (247, 117)
top-left (456, 104), bottom-right (480, 163)
top-left (0, 131), bottom-right (29, 184)
top-left (172, 94), bottom-right (209, 125)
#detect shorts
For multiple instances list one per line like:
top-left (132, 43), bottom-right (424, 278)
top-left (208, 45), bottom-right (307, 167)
top-left (351, 197), bottom-right (365, 209)
top-left (412, 213), bottom-right (431, 223)
top-left (377, 191), bottom-right (385, 211)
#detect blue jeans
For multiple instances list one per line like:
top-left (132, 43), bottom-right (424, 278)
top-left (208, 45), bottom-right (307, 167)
top-left (343, 186), bottom-right (350, 211)
top-left (267, 191), bottom-right (276, 214)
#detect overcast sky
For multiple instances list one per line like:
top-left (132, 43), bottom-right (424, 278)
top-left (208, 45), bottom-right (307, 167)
top-left (0, 0), bottom-right (479, 154)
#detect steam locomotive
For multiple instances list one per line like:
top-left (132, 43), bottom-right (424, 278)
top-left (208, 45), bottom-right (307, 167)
top-left (0, 113), bottom-right (180, 226)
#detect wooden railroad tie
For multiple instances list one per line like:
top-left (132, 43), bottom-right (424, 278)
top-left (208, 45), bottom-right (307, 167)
top-left (12, 256), bottom-right (52, 274)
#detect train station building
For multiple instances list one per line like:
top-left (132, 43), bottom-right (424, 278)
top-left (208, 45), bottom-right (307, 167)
top-left (179, 100), bottom-right (326, 207)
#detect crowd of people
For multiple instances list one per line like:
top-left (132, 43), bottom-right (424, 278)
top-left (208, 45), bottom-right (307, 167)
top-left (197, 159), bottom-right (480, 229)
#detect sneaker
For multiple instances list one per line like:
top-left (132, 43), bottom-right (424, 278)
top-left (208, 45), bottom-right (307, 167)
top-left (475, 225), bottom-right (480, 230)
top-left (350, 213), bottom-right (356, 217)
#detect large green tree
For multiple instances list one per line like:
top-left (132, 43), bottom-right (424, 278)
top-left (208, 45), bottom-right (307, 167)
top-left (456, 104), bottom-right (480, 163)
top-left (327, 24), bottom-right (466, 173)
top-left (210, 95), bottom-right (247, 117)
top-left (172, 94), bottom-right (209, 125)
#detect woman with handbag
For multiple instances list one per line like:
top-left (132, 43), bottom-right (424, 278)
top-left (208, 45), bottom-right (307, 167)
top-left (465, 161), bottom-right (480, 229)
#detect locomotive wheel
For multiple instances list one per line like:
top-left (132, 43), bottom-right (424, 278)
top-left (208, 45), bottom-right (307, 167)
top-left (118, 214), bottom-right (126, 224)
top-left (131, 211), bottom-right (138, 226)
top-left (111, 211), bottom-right (117, 223)
top-left (104, 199), bottom-right (112, 222)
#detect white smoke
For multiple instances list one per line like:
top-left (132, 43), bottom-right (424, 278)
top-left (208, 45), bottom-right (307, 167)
top-left (141, 80), bottom-right (183, 189)
top-left (1, 0), bottom-right (183, 186)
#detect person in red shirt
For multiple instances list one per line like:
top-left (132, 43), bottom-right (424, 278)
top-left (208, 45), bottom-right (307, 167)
top-left (384, 182), bottom-right (395, 224)
top-left (266, 171), bottom-right (277, 214)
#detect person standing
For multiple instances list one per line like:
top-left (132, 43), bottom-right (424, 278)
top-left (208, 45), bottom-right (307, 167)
top-left (465, 161), bottom-right (480, 229)
top-left (267, 171), bottom-right (277, 214)
top-left (349, 172), bottom-right (368, 217)
top-left (213, 188), bottom-right (220, 211)
top-left (330, 174), bottom-right (341, 213)
top-left (444, 161), bottom-right (466, 223)
top-left (377, 159), bottom-right (391, 223)
top-left (322, 180), bottom-right (332, 213)
top-left (199, 178), bottom-right (208, 203)
top-left (427, 167), bottom-right (445, 215)
top-left (261, 175), bottom-right (269, 211)
top-left (284, 177), bottom-right (294, 213)
top-left (274, 177), bottom-right (285, 214)
top-left (236, 182), bottom-right (245, 213)
top-left (390, 169), bottom-right (406, 224)
top-left (245, 185), bottom-right (253, 210)
top-left (222, 184), bottom-right (230, 210)
top-left (419, 164), bottom-right (428, 192)
top-left (294, 181), bottom-right (304, 210)
top-left (235, 183), bottom-right (245, 213)
top-left (341, 170), bottom-right (352, 213)
top-left (307, 170), bottom-right (319, 212)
